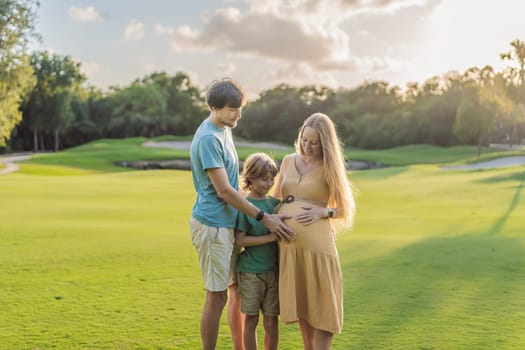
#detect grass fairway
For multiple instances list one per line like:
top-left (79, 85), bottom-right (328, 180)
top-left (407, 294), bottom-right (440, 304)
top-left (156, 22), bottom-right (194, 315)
top-left (1, 141), bottom-right (524, 349)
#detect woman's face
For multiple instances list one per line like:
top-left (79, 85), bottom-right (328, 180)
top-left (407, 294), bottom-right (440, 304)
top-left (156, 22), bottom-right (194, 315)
top-left (300, 126), bottom-right (322, 158)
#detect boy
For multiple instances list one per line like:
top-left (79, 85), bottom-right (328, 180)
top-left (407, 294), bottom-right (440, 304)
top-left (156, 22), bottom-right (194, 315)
top-left (235, 153), bottom-right (281, 350)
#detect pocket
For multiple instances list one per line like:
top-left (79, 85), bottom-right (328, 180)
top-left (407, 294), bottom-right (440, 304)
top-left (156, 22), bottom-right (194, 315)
top-left (190, 218), bottom-right (210, 248)
top-left (211, 227), bottom-right (220, 242)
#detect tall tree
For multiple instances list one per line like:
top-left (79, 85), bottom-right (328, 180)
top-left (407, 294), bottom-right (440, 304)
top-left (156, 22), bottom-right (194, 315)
top-left (454, 84), bottom-right (498, 156)
top-left (0, 0), bottom-right (37, 147)
top-left (500, 39), bottom-right (525, 87)
top-left (500, 38), bottom-right (525, 146)
top-left (23, 51), bottom-right (86, 151)
top-left (109, 83), bottom-right (166, 138)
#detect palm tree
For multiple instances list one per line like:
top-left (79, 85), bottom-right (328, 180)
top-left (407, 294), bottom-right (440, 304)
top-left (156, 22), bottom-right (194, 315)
top-left (500, 39), bottom-right (525, 147)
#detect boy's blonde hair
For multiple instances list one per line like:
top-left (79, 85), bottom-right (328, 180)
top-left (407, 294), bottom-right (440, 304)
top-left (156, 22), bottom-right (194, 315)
top-left (241, 153), bottom-right (279, 191)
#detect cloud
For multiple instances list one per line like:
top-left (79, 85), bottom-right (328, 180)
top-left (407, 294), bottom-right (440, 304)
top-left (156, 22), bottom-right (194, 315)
top-left (216, 62), bottom-right (237, 76)
top-left (68, 6), bottom-right (103, 22)
top-left (155, 23), bottom-right (174, 35)
top-left (124, 20), bottom-right (145, 41)
top-left (170, 7), bottom-right (349, 65)
top-left (144, 63), bottom-right (156, 73)
top-left (166, 0), bottom-right (428, 73)
top-left (81, 61), bottom-right (101, 77)
top-left (337, 0), bottom-right (428, 13)
top-left (269, 62), bottom-right (339, 88)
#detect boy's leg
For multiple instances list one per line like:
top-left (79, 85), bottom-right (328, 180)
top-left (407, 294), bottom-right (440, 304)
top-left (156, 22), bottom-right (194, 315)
top-left (259, 272), bottom-right (279, 350)
top-left (243, 314), bottom-right (259, 350)
top-left (263, 315), bottom-right (278, 350)
top-left (228, 283), bottom-right (244, 350)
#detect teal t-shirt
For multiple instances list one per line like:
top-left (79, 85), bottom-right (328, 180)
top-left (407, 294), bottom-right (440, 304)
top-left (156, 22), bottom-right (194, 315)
top-left (190, 118), bottom-right (239, 228)
top-left (236, 196), bottom-right (281, 273)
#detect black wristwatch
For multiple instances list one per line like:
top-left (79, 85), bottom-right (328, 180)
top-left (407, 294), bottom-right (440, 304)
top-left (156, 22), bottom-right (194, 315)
top-left (255, 210), bottom-right (265, 221)
top-left (327, 208), bottom-right (335, 218)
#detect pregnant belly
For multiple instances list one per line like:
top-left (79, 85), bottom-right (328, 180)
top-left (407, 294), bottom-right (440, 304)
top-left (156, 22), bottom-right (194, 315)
top-left (276, 200), bottom-right (336, 254)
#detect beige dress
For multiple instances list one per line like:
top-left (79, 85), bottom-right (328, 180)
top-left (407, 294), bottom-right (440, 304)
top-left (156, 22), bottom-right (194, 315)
top-left (276, 154), bottom-right (343, 334)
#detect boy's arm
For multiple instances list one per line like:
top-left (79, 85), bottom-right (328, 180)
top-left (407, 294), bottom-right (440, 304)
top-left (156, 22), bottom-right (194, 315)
top-left (235, 230), bottom-right (278, 248)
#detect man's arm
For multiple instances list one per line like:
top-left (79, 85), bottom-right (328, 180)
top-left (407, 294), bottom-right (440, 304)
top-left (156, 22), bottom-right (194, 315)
top-left (207, 167), bottom-right (294, 242)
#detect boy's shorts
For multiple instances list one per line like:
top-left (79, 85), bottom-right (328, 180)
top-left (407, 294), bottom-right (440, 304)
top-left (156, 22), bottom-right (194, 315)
top-left (238, 271), bottom-right (279, 317)
top-left (190, 217), bottom-right (234, 292)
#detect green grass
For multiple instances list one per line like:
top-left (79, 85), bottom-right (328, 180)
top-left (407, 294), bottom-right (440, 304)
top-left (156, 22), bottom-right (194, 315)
top-left (1, 139), bottom-right (525, 349)
top-left (0, 162), bottom-right (5, 170)
top-left (22, 138), bottom-right (188, 173)
top-left (346, 144), bottom-right (512, 166)
top-left (23, 140), bottom-right (523, 175)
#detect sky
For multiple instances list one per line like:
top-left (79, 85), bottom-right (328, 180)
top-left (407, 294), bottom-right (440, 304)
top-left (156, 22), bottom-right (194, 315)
top-left (34, 0), bottom-right (525, 99)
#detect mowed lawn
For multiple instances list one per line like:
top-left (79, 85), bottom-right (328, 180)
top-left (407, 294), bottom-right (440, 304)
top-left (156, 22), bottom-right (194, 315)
top-left (1, 141), bottom-right (525, 349)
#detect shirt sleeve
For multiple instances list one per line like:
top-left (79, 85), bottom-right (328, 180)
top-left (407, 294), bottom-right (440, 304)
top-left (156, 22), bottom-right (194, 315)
top-left (198, 135), bottom-right (224, 170)
top-left (236, 212), bottom-right (251, 233)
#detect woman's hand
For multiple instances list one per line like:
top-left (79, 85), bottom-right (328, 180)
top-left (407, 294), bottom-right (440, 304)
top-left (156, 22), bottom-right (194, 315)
top-left (296, 206), bottom-right (325, 225)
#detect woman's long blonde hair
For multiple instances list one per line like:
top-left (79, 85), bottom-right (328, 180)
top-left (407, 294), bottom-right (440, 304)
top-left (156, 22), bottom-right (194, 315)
top-left (295, 113), bottom-right (355, 228)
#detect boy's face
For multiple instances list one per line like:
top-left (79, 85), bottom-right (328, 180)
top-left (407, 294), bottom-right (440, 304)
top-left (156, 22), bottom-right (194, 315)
top-left (249, 174), bottom-right (275, 197)
top-left (211, 105), bottom-right (242, 128)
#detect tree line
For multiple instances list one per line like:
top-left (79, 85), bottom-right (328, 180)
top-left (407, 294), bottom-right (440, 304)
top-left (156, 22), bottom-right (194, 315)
top-left (1, 0), bottom-right (524, 153)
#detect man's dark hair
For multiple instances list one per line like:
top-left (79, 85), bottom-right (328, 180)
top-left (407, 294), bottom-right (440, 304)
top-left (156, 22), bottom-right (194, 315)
top-left (206, 78), bottom-right (247, 109)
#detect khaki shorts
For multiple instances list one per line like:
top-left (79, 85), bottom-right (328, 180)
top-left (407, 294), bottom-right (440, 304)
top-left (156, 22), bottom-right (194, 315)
top-left (229, 245), bottom-right (242, 286)
top-left (238, 271), bottom-right (279, 316)
top-left (190, 217), bottom-right (234, 292)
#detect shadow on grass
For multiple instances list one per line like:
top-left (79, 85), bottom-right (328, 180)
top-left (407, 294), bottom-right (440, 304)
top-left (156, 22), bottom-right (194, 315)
top-left (338, 230), bottom-right (525, 349)
top-left (476, 171), bottom-right (524, 236)
top-left (490, 180), bottom-right (524, 236)
top-left (478, 170), bottom-right (525, 184)
top-left (339, 182), bottom-right (525, 350)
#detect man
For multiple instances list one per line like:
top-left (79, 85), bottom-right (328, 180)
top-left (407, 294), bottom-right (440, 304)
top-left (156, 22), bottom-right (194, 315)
top-left (189, 78), bottom-right (293, 350)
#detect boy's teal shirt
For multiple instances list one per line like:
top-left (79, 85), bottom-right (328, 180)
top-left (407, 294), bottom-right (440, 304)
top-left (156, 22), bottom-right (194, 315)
top-left (236, 196), bottom-right (280, 273)
top-left (190, 118), bottom-right (239, 228)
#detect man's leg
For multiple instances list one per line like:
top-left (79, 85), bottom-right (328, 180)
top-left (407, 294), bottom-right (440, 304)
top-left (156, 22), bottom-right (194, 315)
top-left (201, 290), bottom-right (227, 350)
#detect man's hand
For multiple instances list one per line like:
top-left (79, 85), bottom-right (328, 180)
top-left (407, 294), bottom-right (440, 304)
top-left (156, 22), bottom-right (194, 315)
top-left (262, 213), bottom-right (295, 242)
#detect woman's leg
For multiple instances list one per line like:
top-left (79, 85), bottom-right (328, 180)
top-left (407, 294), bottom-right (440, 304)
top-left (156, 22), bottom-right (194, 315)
top-left (228, 284), bottom-right (244, 350)
top-left (313, 328), bottom-right (334, 350)
top-left (262, 315), bottom-right (278, 350)
top-left (298, 318), bottom-right (315, 350)
top-left (243, 315), bottom-right (259, 350)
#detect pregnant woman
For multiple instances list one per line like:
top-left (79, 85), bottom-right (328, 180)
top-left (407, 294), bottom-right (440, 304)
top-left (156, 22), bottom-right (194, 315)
top-left (274, 112), bottom-right (356, 350)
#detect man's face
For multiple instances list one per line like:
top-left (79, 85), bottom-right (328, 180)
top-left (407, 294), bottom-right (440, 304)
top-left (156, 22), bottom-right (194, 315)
top-left (212, 105), bottom-right (242, 128)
